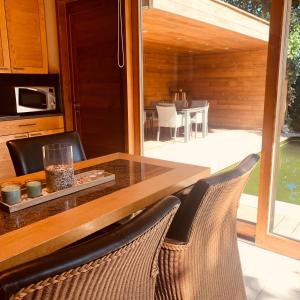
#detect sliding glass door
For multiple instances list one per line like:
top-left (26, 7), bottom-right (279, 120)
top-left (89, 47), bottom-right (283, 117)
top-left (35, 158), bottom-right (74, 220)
top-left (136, 0), bottom-right (300, 258)
top-left (256, 0), bottom-right (300, 259)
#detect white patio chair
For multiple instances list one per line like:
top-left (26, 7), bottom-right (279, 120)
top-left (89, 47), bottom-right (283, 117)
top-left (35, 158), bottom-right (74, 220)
top-left (156, 105), bottom-right (184, 142)
top-left (190, 100), bottom-right (209, 138)
top-left (174, 100), bottom-right (185, 110)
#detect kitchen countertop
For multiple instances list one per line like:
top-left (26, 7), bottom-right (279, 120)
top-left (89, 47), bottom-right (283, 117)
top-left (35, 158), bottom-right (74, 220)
top-left (0, 113), bottom-right (64, 122)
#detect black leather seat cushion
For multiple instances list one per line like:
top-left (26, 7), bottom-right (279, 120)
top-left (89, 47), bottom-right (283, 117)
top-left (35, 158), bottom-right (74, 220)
top-left (7, 131), bottom-right (86, 176)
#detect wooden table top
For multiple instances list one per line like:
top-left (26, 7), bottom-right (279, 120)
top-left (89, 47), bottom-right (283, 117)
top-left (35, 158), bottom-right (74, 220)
top-left (0, 153), bottom-right (210, 272)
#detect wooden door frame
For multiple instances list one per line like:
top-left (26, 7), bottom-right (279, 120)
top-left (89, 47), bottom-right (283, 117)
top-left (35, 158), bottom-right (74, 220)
top-left (56, 0), bottom-right (75, 132)
top-left (55, 0), bottom-right (141, 154)
top-left (124, 0), bottom-right (142, 155)
top-left (255, 0), bottom-right (300, 260)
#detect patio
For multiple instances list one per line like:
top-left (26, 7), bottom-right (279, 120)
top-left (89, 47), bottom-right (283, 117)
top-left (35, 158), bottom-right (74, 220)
top-left (144, 128), bottom-right (263, 173)
top-left (239, 239), bottom-right (300, 299)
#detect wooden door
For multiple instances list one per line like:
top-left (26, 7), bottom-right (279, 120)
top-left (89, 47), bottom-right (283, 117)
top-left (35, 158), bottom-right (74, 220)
top-left (0, 0), bottom-right (10, 73)
top-left (5, 0), bottom-right (48, 73)
top-left (66, 0), bottom-right (126, 158)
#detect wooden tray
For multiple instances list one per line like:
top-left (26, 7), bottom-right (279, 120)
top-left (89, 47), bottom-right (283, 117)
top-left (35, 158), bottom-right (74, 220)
top-left (0, 170), bottom-right (115, 213)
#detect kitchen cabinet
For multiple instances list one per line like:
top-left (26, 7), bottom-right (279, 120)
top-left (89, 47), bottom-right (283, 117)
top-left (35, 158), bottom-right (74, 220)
top-left (0, 116), bottom-right (64, 136)
top-left (0, 0), bottom-right (10, 73)
top-left (0, 116), bottom-right (64, 179)
top-left (0, 133), bottom-right (29, 179)
top-left (28, 128), bottom-right (64, 138)
top-left (2, 0), bottom-right (48, 74)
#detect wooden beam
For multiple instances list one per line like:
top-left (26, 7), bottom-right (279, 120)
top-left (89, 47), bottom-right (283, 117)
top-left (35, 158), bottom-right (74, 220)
top-left (151, 0), bottom-right (269, 42)
top-left (237, 220), bottom-right (256, 242)
top-left (255, 0), bottom-right (300, 259)
top-left (256, 0), bottom-right (288, 245)
top-left (125, 0), bottom-right (142, 155)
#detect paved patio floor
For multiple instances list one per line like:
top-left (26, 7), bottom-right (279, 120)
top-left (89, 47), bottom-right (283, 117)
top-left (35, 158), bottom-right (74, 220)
top-left (144, 128), bottom-right (263, 173)
top-left (239, 239), bottom-right (300, 299)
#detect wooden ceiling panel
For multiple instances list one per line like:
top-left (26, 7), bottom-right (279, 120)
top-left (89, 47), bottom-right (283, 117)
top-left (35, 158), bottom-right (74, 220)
top-left (142, 9), bottom-right (269, 55)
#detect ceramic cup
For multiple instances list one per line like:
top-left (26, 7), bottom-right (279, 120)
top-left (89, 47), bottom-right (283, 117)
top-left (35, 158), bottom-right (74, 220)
top-left (1, 182), bottom-right (22, 205)
top-left (26, 180), bottom-right (42, 198)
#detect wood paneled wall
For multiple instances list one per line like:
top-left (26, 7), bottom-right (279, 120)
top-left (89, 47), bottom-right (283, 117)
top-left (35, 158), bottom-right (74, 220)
top-left (143, 46), bottom-right (267, 129)
top-left (178, 49), bottom-right (268, 129)
top-left (143, 47), bottom-right (178, 106)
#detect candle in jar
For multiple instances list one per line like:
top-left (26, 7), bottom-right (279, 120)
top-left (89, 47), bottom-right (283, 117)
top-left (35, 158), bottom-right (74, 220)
top-left (26, 181), bottom-right (42, 198)
top-left (1, 184), bottom-right (21, 205)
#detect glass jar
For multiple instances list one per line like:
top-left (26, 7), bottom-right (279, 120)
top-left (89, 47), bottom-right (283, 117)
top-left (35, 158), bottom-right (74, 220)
top-left (43, 144), bottom-right (75, 193)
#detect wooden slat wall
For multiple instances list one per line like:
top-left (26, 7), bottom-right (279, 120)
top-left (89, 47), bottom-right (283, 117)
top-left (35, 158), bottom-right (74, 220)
top-left (143, 47), bottom-right (178, 106)
top-left (178, 49), bottom-right (268, 129)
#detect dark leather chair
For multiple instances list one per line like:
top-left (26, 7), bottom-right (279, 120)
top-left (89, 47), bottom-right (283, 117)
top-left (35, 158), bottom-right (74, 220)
top-left (0, 196), bottom-right (180, 300)
top-left (155, 154), bottom-right (259, 300)
top-left (7, 131), bottom-right (86, 176)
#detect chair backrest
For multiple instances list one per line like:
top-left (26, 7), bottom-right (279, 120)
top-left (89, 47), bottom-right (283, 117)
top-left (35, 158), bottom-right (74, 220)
top-left (157, 102), bottom-right (174, 107)
top-left (7, 131), bottom-right (86, 176)
top-left (151, 100), bottom-right (160, 107)
top-left (156, 158), bottom-right (257, 300)
top-left (190, 100), bottom-right (208, 108)
top-left (151, 101), bottom-right (171, 107)
top-left (156, 105), bottom-right (178, 128)
top-left (174, 100), bottom-right (185, 109)
top-left (0, 196), bottom-right (180, 300)
top-left (167, 154), bottom-right (259, 243)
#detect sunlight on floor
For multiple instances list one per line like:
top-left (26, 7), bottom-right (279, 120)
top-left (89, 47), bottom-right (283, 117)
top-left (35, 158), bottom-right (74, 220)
top-left (239, 240), bottom-right (300, 299)
top-left (144, 129), bottom-right (263, 173)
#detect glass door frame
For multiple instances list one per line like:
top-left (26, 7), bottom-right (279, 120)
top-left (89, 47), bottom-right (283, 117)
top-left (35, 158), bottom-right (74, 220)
top-left (255, 0), bottom-right (300, 259)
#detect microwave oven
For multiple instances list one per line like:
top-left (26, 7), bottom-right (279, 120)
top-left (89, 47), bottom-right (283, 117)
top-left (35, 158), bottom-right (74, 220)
top-left (15, 87), bottom-right (56, 113)
top-left (0, 86), bottom-right (57, 115)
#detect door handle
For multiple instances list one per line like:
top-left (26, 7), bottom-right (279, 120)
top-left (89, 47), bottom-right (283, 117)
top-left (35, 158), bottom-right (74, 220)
top-left (18, 123), bottom-right (37, 127)
top-left (73, 103), bottom-right (81, 109)
top-left (14, 134), bottom-right (28, 139)
top-left (30, 132), bottom-right (43, 137)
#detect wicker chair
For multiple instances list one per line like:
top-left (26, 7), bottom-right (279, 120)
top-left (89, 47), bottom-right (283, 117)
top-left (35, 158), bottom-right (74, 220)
top-left (0, 196), bottom-right (180, 300)
top-left (155, 154), bottom-right (259, 300)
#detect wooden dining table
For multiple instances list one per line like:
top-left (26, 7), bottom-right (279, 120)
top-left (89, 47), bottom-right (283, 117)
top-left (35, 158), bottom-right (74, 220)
top-left (144, 106), bottom-right (208, 142)
top-left (0, 153), bottom-right (210, 272)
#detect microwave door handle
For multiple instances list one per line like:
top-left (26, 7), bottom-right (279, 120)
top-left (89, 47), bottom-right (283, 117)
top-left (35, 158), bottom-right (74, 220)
top-left (23, 88), bottom-right (39, 92)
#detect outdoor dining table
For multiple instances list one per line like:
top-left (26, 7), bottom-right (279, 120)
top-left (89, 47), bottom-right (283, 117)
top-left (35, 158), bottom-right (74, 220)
top-left (144, 106), bottom-right (208, 143)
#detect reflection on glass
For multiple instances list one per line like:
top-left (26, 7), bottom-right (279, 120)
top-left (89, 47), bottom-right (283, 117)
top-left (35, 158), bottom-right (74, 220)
top-left (271, 1), bottom-right (300, 241)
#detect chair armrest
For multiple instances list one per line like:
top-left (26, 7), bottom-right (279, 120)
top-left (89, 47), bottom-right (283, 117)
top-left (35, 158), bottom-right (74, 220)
top-left (162, 238), bottom-right (189, 250)
top-left (174, 185), bottom-right (193, 203)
